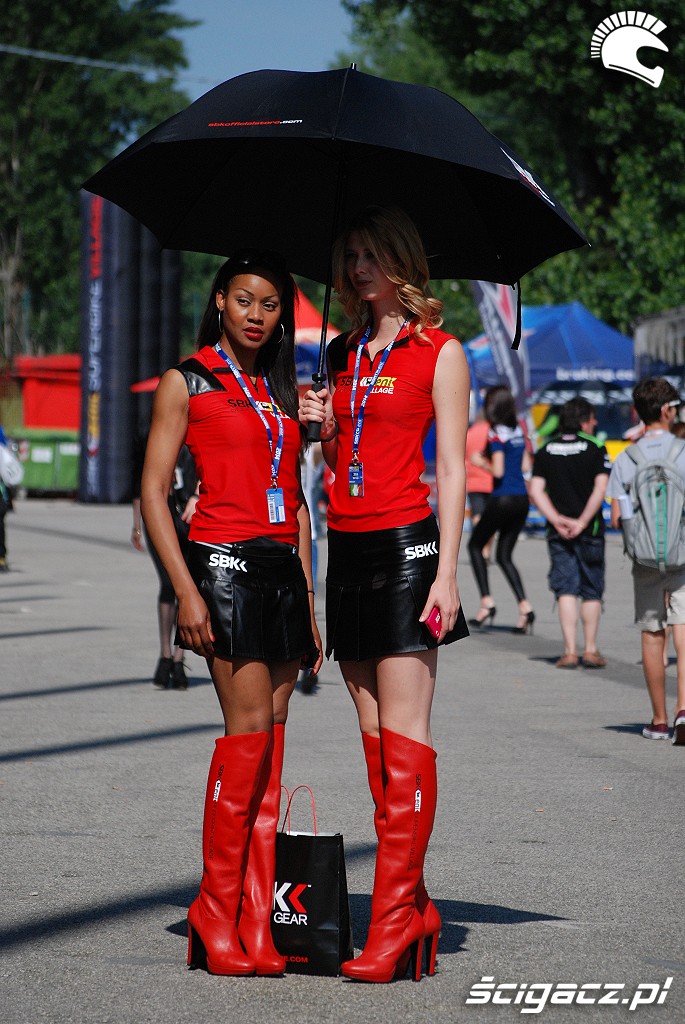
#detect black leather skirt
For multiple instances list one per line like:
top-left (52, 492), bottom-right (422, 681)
top-left (325, 514), bottom-right (469, 661)
top-left (183, 538), bottom-right (316, 663)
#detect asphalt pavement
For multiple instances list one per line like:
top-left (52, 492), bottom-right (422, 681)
top-left (1, 499), bottom-right (683, 1024)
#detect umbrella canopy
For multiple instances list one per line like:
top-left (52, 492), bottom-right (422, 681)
top-left (83, 67), bottom-right (587, 287)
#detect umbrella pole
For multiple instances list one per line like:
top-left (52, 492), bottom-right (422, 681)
top-left (305, 280), bottom-right (332, 443)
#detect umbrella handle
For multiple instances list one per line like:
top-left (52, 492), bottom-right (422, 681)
top-left (305, 379), bottom-right (326, 442)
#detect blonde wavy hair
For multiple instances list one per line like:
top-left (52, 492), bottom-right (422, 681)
top-left (332, 206), bottom-right (443, 341)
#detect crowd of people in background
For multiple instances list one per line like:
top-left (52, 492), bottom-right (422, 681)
top-left (463, 378), bottom-right (685, 747)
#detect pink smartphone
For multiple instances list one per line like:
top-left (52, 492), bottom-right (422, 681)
top-left (425, 607), bottom-right (441, 639)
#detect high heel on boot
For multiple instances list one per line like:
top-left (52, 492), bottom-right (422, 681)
top-left (416, 879), bottom-right (441, 976)
top-left (187, 900), bottom-right (254, 975)
top-left (342, 910), bottom-right (425, 983)
top-left (423, 930), bottom-right (439, 977)
top-left (187, 921), bottom-right (207, 970)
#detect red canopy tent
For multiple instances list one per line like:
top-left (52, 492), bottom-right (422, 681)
top-left (293, 288), bottom-right (339, 345)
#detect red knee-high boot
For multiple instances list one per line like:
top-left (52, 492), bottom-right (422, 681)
top-left (342, 728), bottom-right (437, 983)
top-left (238, 723), bottom-right (287, 975)
top-left (187, 731), bottom-right (270, 975)
top-left (361, 732), bottom-right (441, 976)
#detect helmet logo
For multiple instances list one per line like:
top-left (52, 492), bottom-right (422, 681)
top-left (591, 11), bottom-right (668, 89)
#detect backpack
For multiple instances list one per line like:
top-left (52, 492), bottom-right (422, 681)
top-left (623, 437), bottom-right (685, 573)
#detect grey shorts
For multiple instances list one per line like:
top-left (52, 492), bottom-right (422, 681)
top-left (632, 562), bottom-right (685, 631)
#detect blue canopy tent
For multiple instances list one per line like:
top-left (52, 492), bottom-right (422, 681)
top-left (295, 342), bottom-right (320, 386)
top-left (466, 301), bottom-right (634, 392)
top-left (422, 345), bottom-right (480, 469)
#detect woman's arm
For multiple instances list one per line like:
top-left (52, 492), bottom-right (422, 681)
top-left (421, 339), bottom-right (470, 639)
top-left (528, 475), bottom-right (562, 530)
top-left (490, 449), bottom-right (505, 479)
top-left (141, 370), bottom-right (214, 658)
top-left (562, 472), bottom-right (609, 539)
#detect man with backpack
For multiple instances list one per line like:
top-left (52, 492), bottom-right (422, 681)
top-left (608, 377), bottom-right (685, 744)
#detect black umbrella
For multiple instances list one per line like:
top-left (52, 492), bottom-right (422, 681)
top-left (84, 66), bottom-right (588, 427)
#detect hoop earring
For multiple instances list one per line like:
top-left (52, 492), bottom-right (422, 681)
top-left (274, 323), bottom-right (285, 344)
top-left (218, 310), bottom-right (222, 333)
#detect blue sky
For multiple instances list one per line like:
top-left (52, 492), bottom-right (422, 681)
top-left (170, 0), bottom-right (355, 101)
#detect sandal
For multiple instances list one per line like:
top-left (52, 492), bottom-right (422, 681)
top-left (555, 653), bottom-right (579, 669)
top-left (582, 651), bottom-right (607, 669)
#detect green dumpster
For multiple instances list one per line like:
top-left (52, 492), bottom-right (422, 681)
top-left (15, 429), bottom-right (80, 493)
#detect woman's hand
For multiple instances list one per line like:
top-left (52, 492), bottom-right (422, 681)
top-left (181, 493), bottom-right (199, 523)
top-left (176, 587), bottom-right (215, 659)
top-left (307, 617), bottom-right (324, 675)
top-left (469, 450), bottom-right (489, 469)
top-left (419, 575), bottom-right (461, 642)
top-left (131, 526), bottom-right (145, 551)
top-left (299, 387), bottom-right (336, 439)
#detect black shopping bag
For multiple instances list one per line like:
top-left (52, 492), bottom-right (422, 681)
top-left (271, 785), bottom-right (354, 976)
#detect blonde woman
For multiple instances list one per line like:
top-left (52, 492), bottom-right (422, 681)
top-left (301, 206), bottom-right (470, 982)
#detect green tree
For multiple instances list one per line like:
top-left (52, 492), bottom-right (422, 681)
top-left (0, 0), bottom-right (195, 358)
top-left (343, 1), bottom-right (685, 335)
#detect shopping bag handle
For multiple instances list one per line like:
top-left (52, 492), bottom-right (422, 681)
top-left (279, 783), bottom-right (317, 835)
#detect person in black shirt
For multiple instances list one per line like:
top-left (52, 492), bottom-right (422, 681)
top-left (529, 397), bottom-right (611, 669)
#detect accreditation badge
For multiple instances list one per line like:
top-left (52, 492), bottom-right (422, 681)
top-left (267, 487), bottom-right (286, 523)
top-left (348, 460), bottom-right (364, 498)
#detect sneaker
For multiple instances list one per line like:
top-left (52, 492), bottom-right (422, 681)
top-left (672, 710), bottom-right (685, 746)
top-left (642, 721), bottom-right (670, 740)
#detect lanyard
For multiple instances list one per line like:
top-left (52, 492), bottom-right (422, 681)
top-left (350, 319), bottom-right (408, 456)
top-left (215, 343), bottom-right (284, 486)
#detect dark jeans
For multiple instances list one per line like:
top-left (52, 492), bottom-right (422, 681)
top-left (548, 534), bottom-right (605, 601)
top-left (468, 493), bottom-right (530, 602)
